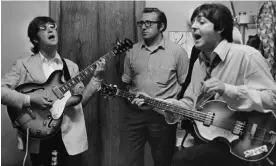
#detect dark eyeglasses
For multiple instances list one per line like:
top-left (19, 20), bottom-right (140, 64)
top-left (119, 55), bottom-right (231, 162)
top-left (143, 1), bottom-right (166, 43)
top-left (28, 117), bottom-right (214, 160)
top-left (38, 23), bottom-right (57, 31)
top-left (137, 20), bottom-right (160, 28)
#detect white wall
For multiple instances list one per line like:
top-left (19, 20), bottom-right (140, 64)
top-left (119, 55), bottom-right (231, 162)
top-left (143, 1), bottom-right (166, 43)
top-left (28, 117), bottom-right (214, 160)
top-left (1, 1), bottom-right (49, 165)
top-left (146, 1), bottom-right (263, 44)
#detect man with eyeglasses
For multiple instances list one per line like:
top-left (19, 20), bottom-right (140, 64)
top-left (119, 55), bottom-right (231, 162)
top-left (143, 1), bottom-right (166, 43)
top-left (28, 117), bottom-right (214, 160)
top-left (119, 7), bottom-right (189, 166)
top-left (131, 3), bottom-right (276, 166)
top-left (1, 16), bottom-right (106, 166)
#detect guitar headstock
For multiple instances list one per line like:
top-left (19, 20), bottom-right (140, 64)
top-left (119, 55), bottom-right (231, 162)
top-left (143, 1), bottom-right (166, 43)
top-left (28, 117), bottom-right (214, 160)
top-left (100, 83), bottom-right (118, 98)
top-left (113, 38), bottom-right (133, 55)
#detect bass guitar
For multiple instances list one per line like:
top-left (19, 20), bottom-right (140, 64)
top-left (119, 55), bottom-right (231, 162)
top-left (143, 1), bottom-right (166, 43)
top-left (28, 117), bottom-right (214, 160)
top-left (100, 83), bottom-right (276, 162)
top-left (7, 39), bottom-right (133, 140)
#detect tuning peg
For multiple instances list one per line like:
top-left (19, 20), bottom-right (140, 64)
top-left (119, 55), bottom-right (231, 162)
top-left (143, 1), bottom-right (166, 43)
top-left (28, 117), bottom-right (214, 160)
top-left (124, 38), bottom-right (133, 49)
top-left (115, 39), bottom-right (123, 47)
top-left (115, 37), bottom-right (121, 44)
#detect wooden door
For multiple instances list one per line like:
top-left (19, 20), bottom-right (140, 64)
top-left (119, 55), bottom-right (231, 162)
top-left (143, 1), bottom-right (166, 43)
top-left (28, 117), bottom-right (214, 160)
top-left (50, 1), bottom-right (145, 166)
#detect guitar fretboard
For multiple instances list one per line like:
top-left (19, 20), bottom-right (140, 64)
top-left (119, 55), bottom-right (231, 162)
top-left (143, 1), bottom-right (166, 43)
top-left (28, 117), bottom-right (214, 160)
top-left (58, 52), bottom-right (115, 94)
top-left (116, 89), bottom-right (210, 123)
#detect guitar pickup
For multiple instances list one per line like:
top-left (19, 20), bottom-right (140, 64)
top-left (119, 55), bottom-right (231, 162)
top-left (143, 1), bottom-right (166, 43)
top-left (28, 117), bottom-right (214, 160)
top-left (52, 86), bottom-right (64, 99)
top-left (250, 123), bottom-right (257, 137)
top-left (269, 131), bottom-right (276, 144)
top-left (203, 112), bottom-right (214, 126)
top-left (233, 121), bottom-right (245, 136)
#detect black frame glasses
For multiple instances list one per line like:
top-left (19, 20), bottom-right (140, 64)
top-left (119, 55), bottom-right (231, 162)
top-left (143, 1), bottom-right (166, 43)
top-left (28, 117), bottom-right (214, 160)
top-left (136, 20), bottom-right (160, 28)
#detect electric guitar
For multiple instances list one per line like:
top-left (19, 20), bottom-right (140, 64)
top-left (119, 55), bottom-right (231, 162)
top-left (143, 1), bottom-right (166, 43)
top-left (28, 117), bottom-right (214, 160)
top-left (100, 83), bottom-right (276, 162)
top-left (7, 39), bottom-right (133, 140)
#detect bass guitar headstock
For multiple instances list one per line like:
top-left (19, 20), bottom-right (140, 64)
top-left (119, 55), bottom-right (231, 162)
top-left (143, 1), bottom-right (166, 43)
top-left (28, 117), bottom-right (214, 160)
top-left (112, 38), bottom-right (133, 56)
top-left (100, 83), bottom-right (118, 98)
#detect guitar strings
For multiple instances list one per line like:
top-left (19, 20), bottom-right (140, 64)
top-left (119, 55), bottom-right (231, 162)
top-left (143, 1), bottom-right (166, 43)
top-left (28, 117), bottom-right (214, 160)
top-left (116, 90), bottom-right (275, 142)
top-left (168, 105), bottom-right (274, 142)
top-left (156, 103), bottom-right (274, 142)
top-left (60, 52), bottom-right (114, 94)
top-left (120, 90), bottom-right (243, 133)
top-left (118, 90), bottom-right (235, 128)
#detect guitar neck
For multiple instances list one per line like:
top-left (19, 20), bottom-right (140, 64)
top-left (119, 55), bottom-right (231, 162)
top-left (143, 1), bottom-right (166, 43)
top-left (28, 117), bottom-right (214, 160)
top-left (116, 89), bottom-right (209, 123)
top-left (58, 51), bottom-right (115, 94)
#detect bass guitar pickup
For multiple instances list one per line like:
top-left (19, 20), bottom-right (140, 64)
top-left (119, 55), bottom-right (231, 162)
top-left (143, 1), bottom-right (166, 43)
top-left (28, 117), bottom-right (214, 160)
top-left (52, 86), bottom-right (64, 99)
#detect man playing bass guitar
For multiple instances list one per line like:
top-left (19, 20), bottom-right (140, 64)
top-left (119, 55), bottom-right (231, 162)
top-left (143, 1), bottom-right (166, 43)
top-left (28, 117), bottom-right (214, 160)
top-left (131, 3), bottom-right (276, 166)
top-left (1, 16), bottom-right (106, 166)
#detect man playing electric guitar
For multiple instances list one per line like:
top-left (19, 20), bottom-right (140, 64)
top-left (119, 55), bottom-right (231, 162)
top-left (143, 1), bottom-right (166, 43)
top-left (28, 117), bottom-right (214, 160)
top-left (131, 3), bottom-right (276, 166)
top-left (1, 16), bottom-right (106, 166)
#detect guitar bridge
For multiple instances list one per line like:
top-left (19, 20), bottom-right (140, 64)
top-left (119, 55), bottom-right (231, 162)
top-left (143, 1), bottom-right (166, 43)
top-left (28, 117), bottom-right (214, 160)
top-left (52, 86), bottom-right (64, 99)
top-left (244, 145), bottom-right (268, 158)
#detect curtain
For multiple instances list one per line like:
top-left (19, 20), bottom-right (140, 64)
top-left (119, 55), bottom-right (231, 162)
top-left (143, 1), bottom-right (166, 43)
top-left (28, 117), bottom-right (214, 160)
top-left (49, 1), bottom-right (145, 166)
top-left (257, 0), bottom-right (276, 81)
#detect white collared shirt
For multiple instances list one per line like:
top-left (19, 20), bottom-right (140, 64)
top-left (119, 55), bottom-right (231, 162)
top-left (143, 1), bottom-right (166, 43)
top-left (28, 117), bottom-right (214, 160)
top-left (39, 52), bottom-right (63, 79)
top-left (180, 40), bottom-right (276, 113)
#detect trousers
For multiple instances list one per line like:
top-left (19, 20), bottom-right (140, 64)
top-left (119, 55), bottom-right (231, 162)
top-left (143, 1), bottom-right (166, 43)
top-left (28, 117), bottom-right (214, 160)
top-left (119, 105), bottom-right (177, 166)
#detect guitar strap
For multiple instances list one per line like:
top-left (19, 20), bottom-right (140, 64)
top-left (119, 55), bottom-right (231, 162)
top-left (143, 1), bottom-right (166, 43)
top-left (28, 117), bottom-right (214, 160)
top-left (61, 58), bottom-right (71, 81)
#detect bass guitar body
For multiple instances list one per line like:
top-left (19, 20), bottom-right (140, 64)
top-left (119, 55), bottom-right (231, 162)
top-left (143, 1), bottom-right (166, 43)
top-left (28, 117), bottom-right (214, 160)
top-left (172, 100), bottom-right (276, 162)
top-left (7, 70), bottom-right (82, 140)
top-left (100, 83), bottom-right (276, 162)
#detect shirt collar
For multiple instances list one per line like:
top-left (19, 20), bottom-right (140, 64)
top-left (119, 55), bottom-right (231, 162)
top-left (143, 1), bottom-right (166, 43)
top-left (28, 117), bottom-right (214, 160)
top-left (140, 37), bottom-right (166, 52)
top-left (39, 51), bottom-right (62, 64)
top-left (198, 40), bottom-right (231, 65)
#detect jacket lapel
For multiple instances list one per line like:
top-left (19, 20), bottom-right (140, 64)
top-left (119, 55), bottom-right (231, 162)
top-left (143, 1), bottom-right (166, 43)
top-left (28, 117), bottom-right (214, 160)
top-left (22, 54), bottom-right (46, 83)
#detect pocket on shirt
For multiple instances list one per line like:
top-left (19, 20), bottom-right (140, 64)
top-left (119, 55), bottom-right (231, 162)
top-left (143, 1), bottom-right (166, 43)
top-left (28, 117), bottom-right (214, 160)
top-left (153, 66), bottom-right (173, 85)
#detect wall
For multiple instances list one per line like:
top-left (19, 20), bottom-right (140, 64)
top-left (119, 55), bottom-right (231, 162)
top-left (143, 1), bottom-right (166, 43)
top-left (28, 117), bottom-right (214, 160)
top-left (1, 1), bottom-right (49, 166)
top-left (146, 1), bottom-right (264, 46)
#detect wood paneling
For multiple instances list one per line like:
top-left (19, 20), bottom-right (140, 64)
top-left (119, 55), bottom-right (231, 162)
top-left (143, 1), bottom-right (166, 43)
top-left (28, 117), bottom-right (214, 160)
top-left (50, 1), bottom-right (145, 166)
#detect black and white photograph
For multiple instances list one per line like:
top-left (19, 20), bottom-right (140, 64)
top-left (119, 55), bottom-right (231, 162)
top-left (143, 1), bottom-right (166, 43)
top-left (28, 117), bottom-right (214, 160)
top-left (1, 1), bottom-right (276, 166)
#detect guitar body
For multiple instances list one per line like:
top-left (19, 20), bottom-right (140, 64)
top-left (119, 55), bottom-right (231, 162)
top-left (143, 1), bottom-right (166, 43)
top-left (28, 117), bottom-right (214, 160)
top-left (100, 83), bottom-right (276, 162)
top-left (189, 100), bottom-right (276, 162)
top-left (5, 38), bottom-right (133, 140)
top-left (7, 70), bottom-right (82, 140)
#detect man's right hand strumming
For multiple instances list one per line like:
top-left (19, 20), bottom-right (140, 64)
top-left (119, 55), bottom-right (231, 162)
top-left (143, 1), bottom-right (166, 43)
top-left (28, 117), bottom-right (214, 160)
top-left (28, 93), bottom-right (53, 109)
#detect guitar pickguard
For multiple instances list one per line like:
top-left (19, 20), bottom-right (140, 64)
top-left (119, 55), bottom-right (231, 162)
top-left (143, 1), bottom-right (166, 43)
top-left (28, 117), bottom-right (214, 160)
top-left (50, 91), bottom-right (71, 119)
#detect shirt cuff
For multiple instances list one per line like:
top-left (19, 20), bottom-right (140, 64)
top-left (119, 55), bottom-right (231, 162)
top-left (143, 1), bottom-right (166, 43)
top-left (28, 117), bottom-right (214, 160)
top-left (91, 76), bottom-right (102, 91)
top-left (24, 95), bottom-right (31, 107)
top-left (223, 83), bottom-right (238, 99)
top-left (92, 76), bottom-right (103, 82)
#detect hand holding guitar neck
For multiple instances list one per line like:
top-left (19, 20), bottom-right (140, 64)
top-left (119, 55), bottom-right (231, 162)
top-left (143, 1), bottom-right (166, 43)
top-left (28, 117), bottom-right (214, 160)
top-left (131, 92), bottom-right (154, 111)
top-left (7, 38), bottom-right (133, 139)
top-left (92, 57), bottom-right (106, 81)
top-left (100, 83), bottom-right (276, 162)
